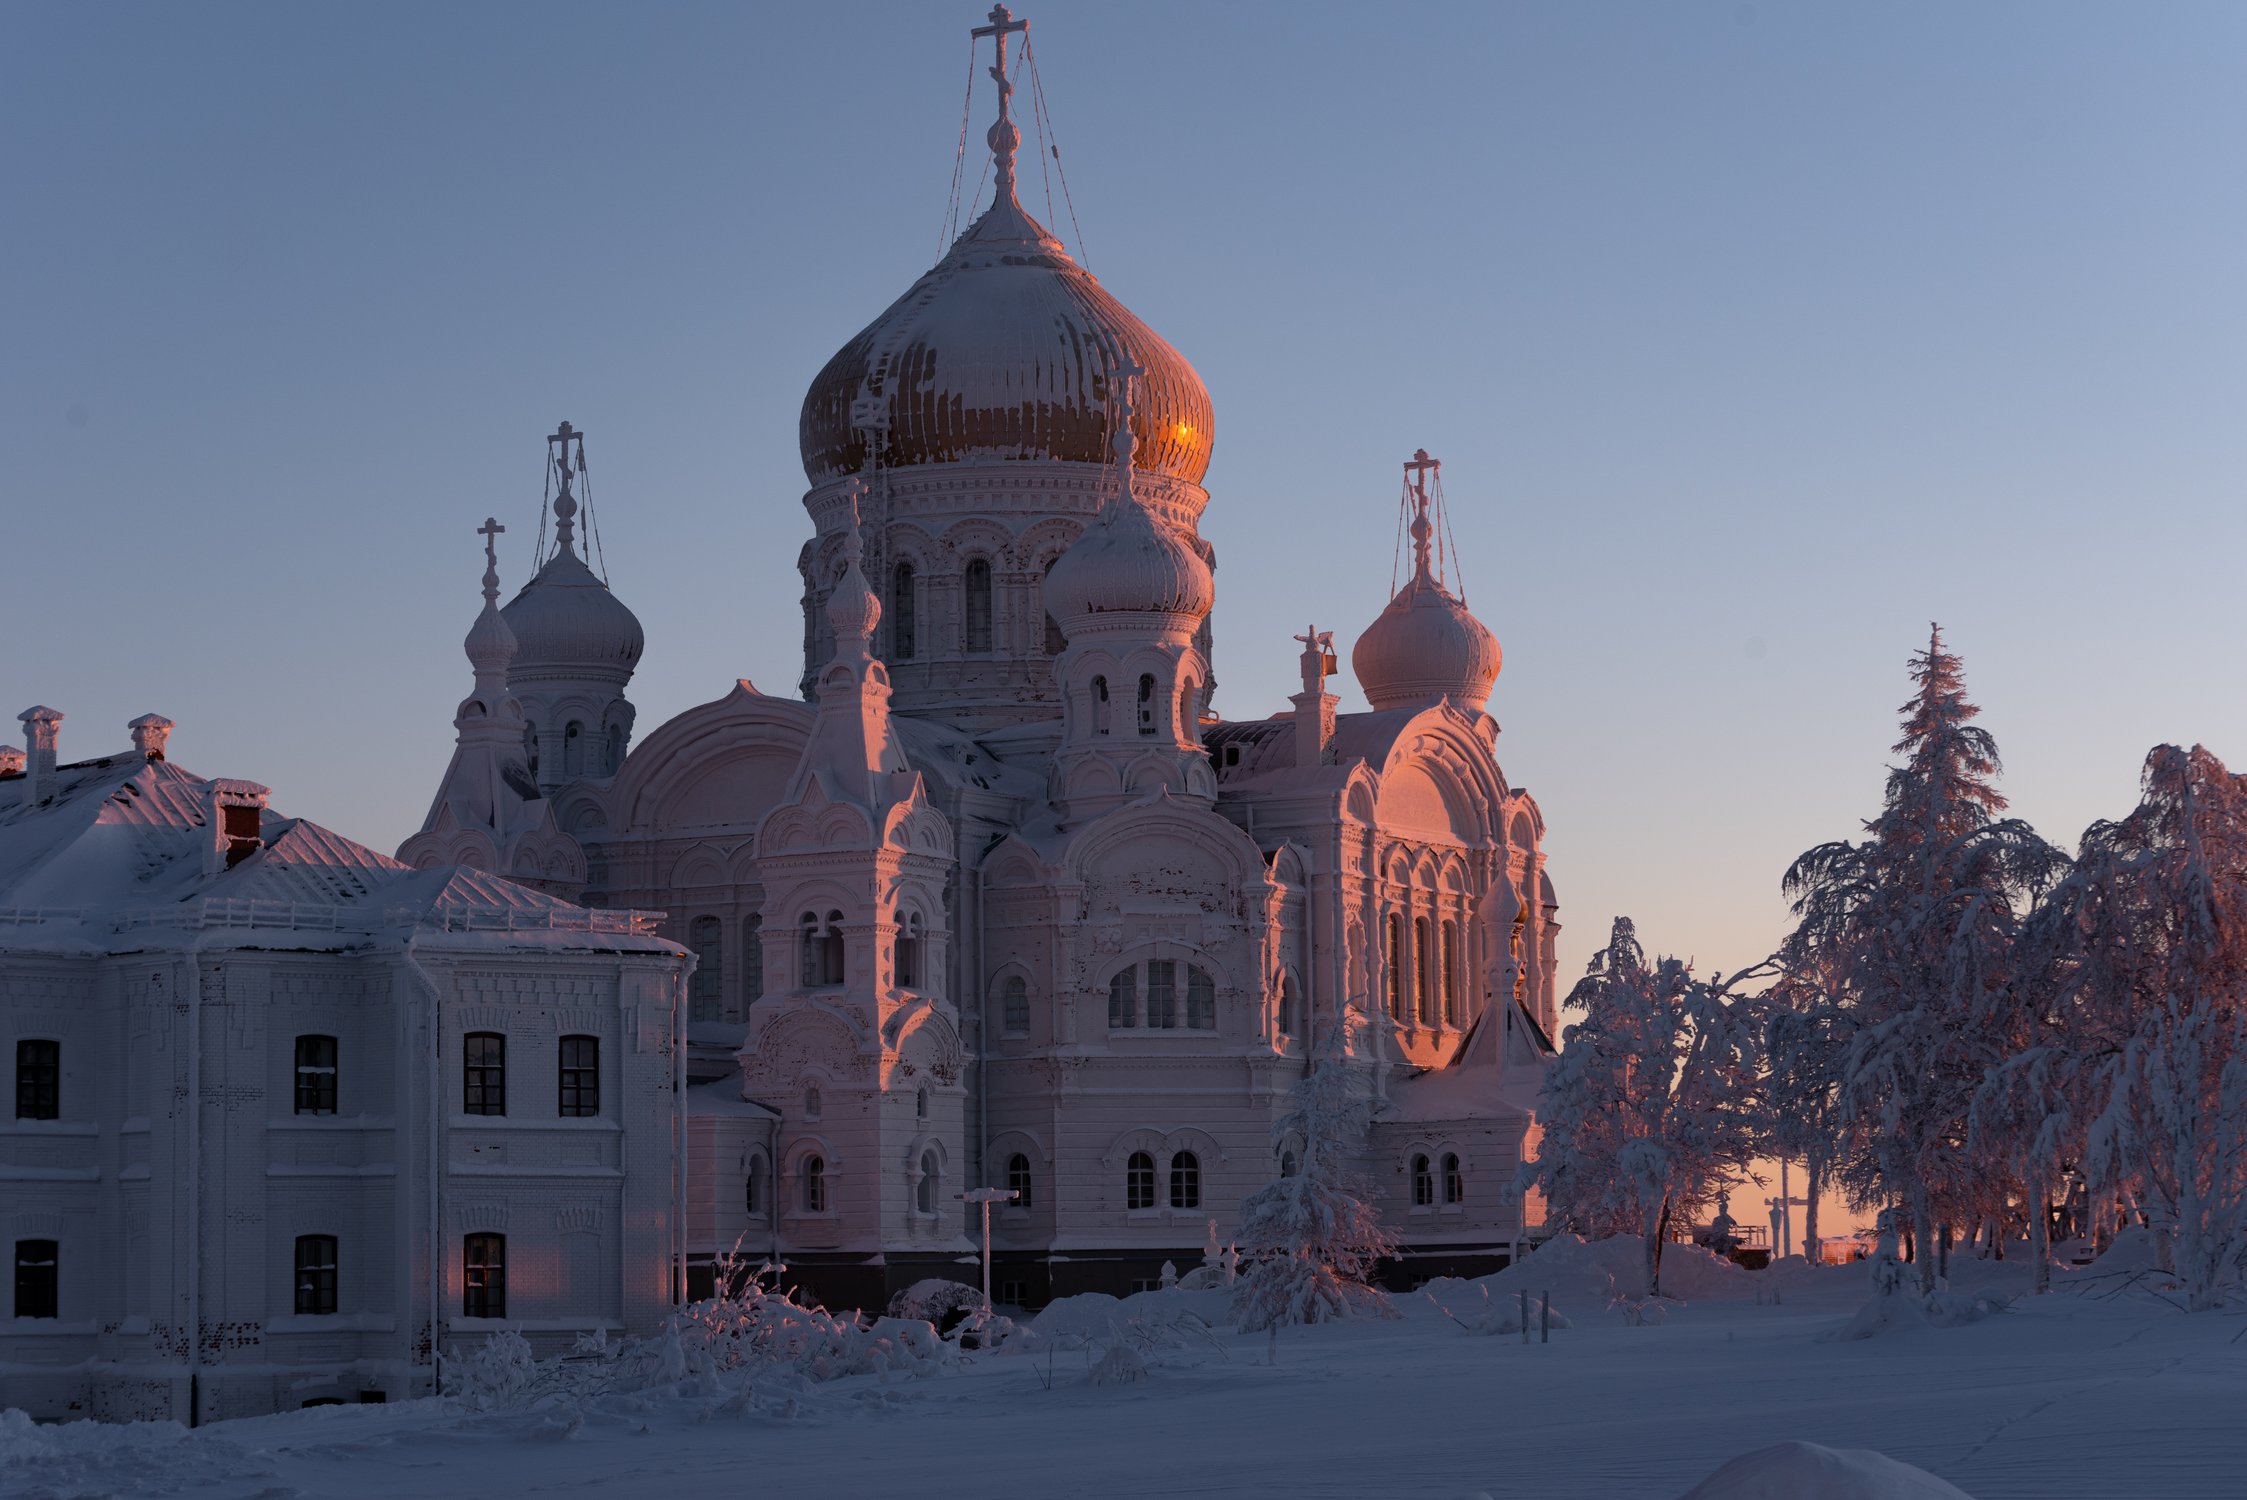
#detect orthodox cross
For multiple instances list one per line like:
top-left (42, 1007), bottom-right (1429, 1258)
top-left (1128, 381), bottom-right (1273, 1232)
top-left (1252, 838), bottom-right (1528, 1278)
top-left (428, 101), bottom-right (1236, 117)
top-left (477, 517), bottom-right (506, 606)
top-left (972, 5), bottom-right (1030, 197)
top-left (548, 421), bottom-right (584, 552)
top-left (1403, 447), bottom-right (1440, 581)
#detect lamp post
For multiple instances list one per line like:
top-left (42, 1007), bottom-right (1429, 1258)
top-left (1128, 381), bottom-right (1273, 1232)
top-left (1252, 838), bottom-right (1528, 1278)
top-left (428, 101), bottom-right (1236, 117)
top-left (957, 1187), bottom-right (1019, 1312)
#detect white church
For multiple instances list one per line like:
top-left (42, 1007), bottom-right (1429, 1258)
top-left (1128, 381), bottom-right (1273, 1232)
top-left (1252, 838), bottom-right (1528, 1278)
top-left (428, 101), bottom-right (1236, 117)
top-left (1, 6), bottom-right (1558, 1420)
top-left (395, 4), bottom-right (1563, 1310)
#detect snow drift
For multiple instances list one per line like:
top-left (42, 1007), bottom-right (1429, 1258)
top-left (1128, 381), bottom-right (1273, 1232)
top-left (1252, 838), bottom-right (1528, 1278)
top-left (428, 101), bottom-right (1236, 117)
top-left (1675, 1441), bottom-right (1976, 1499)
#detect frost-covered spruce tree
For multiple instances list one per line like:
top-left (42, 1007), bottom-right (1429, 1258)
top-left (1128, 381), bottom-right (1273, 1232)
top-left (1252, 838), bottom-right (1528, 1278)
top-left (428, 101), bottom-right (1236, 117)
top-left (1784, 626), bottom-right (2064, 1291)
top-left (1763, 944), bottom-right (1862, 1263)
top-left (1232, 1019), bottom-right (1398, 1333)
top-left (1517, 917), bottom-right (1767, 1297)
top-left (2032, 745), bottom-right (2247, 1310)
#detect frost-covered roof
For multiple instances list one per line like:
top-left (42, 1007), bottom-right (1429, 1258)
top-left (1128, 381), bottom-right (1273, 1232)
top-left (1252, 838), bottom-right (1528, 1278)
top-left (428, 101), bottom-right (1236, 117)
top-left (0, 748), bottom-right (671, 954)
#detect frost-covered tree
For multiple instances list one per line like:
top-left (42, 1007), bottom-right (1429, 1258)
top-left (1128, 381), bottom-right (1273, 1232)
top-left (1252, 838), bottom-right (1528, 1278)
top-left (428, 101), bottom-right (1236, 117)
top-left (1783, 626), bottom-right (2064, 1291)
top-left (1231, 1021), bottom-right (1399, 1333)
top-left (1517, 917), bottom-right (1767, 1297)
top-left (2030, 744), bottom-right (2247, 1310)
top-left (1763, 944), bottom-right (1862, 1264)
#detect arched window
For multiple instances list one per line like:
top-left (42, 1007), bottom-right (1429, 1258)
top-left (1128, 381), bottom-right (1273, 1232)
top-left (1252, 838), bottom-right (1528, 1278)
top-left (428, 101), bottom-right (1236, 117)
top-left (915, 1086), bottom-right (929, 1121)
top-left (1441, 920), bottom-right (1459, 1026)
top-left (1137, 673), bottom-right (1157, 735)
top-left (1125, 1151), bottom-right (1156, 1211)
top-left (964, 559), bottom-right (993, 653)
top-left (606, 723), bottom-right (625, 774)
top-left (915, 1148), bottom-right (940, 1214)
top-left (894, 911), bottom-right (922, 991)
top-left (891, 562), bottom-right (917, 660)
top-left (463, 1032), bottom-right (505, 1116)
top-left (689, 916), bottom-right (724, 1022)
top-left (1384, 914), bottom-right (1404, 1021)
top-left (523, 720), bottom-right (539, 778)
top-left (1186, 966), bottom-right (1215, 1030)
top-left (1415, 917), bottom-right (1433, 1025)
top-left (563, 721), bottom-right (584, 778)
top-left (463, 1233), bottom-right (506, 1319)
top-left (1279, 1149), bottom-right (1299, 1178)
top-left (1144, 960), bottom-right (1177, 1028)
top-left (1277, 973), bottom-right (1302, 1040)
top-left (293, 1034), bottom-right (337, 1116)
top-left (742, 914), bottom-right (764, 1006)
top-left (1442, 1152), bottom-right (1465, 1204)
top-left (800, 911), bottom-right (845, 987)
top-left (1108, 968), bottom-right (1137, 1029)
top-left (1411, 1153), bottom-right (1434, 1207)
top-left (1169, 1151), bottom-right (1201, 1210)
top-left (746, 1157), bottom-right (766, 1219)
top-left (1002, 976), bottom-right (1029, 1035)
top-left (803, 1156), bottom-right (828, 1213)
top-left (1007, 1152), bottom-right (1033, 1208)
top-left (1091, 675), bottom-right (1111, 735)
top-left (803, 1084), bottom-right (822, 1120)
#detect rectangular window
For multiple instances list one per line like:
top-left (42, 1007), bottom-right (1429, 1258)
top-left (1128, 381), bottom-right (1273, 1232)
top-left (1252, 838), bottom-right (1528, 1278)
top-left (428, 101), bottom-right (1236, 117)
top-left (1107, 969), bottom-right (1137, 1029)
top-left (1144, 961), bottom-right (1176, 1028)
top-left (15, 1039), bottom-right (59, 1120)
top-left (295, 1235), bottom-right (338, 1316)
top-left (559, 1035), bottom-right (600, 1118)
top-left (294, 1035), bottom-right (337, 1116)
top-left (15, 1239), bottom-right (58, 1319)
top-left (463, 1033), bottom-right (506, 1116)
top-left (463, 1234), bottom-right (506, 1319)
top-left (689, 916), bottom-right (724, 1023)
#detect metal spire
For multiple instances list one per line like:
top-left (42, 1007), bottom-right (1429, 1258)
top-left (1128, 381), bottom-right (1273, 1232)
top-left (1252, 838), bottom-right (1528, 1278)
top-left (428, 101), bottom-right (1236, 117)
top-left (547, 420), bottom-right (585, 556)
top-left (1404, 448), bottom-right (1440, 585)
top-left (477, 517), bottom-right (506, 608)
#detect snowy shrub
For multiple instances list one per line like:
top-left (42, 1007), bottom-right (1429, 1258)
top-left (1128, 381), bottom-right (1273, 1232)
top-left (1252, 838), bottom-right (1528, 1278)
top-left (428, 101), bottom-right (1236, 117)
top-left (1086, 1343), bottom-right (1147, 1386)
top-left (887, 1278), bottom-right (986, 1327)
top-left (1232, 1020), bottom-right (1399, 1333)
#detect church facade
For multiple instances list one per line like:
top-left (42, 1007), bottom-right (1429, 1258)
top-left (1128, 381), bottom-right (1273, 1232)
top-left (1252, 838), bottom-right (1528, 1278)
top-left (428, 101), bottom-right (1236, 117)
top-left (401, 8), bottom-right (1560, 1309)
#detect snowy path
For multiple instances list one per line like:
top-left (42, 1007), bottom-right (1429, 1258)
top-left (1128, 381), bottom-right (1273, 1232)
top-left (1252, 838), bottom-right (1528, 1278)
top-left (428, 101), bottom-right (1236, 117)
top-left (10, 1278), bottom-right (2246, 1499)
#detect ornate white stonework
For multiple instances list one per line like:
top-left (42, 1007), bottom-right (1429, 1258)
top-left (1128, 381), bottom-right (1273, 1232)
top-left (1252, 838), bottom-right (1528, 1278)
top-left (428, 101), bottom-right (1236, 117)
top-left (401, 6), bottom-right (1560, 1306)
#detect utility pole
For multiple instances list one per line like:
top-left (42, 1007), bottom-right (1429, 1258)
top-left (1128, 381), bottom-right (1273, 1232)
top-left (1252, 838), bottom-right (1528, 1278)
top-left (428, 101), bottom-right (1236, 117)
top-left (958, 1187), bottom-right (1018, 1312)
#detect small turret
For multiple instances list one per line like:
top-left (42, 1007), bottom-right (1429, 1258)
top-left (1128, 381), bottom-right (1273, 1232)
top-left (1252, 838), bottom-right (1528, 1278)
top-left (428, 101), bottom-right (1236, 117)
top-left (1351, 450), bottom-right (1502, 714)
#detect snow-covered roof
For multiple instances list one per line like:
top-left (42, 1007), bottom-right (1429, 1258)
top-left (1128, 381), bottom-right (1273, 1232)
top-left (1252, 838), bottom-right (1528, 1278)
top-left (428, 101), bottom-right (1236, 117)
top-left (0, 749), bottom-right (672, 955)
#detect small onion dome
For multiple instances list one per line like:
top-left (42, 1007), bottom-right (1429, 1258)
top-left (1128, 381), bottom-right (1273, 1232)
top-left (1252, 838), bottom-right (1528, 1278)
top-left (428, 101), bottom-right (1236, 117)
top-left (1351, 575), bottom-right (1502, 712)
top-left (798, 190), bottom-right (1214, 486)
top-left (1044, 494), bottom-right (1213, 630)
top-left (463, 598), bottom-right (517, 681)
top-left (501, 546), bottom-right (644, 682)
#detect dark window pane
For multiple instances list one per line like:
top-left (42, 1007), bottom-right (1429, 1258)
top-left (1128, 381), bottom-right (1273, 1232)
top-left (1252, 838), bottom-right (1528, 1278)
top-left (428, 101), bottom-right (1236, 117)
top-left (559, 1035), bottom-right (599, 1118)
top-left (463, 1033), bottom-right (506, 1116)
top-left (294, 1035), bottom-right (337, 1116)
top-left (14, 1239), bottom-right (58, 1319)
top-left (16, 1040), bottom-right (59, 1120)
top-left (463, 1234), bottom-right (506, 1319)
top-left (295, 1235), bottom-right (338, 1316)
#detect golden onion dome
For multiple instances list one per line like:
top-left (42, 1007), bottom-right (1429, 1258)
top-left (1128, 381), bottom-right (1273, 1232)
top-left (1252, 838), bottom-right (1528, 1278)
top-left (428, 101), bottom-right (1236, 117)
top-left (798, 189), bottom-right (1214, 486)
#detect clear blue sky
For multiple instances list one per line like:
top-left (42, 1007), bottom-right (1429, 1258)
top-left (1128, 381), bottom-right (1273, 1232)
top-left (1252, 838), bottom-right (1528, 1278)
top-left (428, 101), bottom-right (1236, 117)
top-left (7, 0), bottom-right (2245, 984)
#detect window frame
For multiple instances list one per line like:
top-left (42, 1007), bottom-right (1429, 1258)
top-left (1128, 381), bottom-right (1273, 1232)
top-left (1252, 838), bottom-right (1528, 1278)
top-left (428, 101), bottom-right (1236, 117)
top-left (688, 915), bottom-right (725, 1022)
top-left (1107, 968), bottom-right (1137, 1029)
top-left (1168, 1151), bottom-right (1201, 1210)
top-left (963, 557), bottom-right (993, 653)
top-left (803, 1155), bottom-right (829, 1214)
top-left (14, 1238), bottom-right (58, 1320)
top-left (1442, 1151), bottom-right (1465, 1205)
top-left (462, 1032), bottom-right (506, 1117)
top-left (1006, 1152), bottom-right (1033, 1208)
top-left (462, 1233), bottom-right (506, 1320)
top-left (1125, 1151), bottom-right (1156, 1212)
top-left (15, 1039), bottom-right (59, 1121)
top-left (1001, 976), bottom-right (1030, 1036)
top-left (293, 1034), bottom-right (338, 1116)
top-left (1411, 1153), bottom-right (1435, 1208)
top-left (294, 1234), bottom-right (338, 1316)
top-left (891, 560), bottom-right (917, 660)
top-left (558, 1034), bottom-right (600, 1118)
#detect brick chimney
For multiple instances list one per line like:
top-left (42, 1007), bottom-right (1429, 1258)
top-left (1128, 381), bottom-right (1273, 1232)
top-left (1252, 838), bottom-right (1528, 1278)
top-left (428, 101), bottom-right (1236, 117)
top-left (204, 779), bottom-right (271, 875)
top-left (129, 714), bottom-right (175, 761)
top-left (18, 706), bottom-right (61, 805)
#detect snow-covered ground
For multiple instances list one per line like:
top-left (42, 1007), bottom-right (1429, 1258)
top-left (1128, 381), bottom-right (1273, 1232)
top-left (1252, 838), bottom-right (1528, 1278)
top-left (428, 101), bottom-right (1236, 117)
top-left (7, 1239), bottom-right (2243, 1500)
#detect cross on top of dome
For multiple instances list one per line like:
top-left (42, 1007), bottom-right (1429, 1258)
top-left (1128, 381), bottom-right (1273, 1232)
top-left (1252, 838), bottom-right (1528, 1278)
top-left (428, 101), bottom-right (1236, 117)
top-left (971, 5), bottom-right (1030, 204)
top-left (548, 421), bottom-right (586, 555)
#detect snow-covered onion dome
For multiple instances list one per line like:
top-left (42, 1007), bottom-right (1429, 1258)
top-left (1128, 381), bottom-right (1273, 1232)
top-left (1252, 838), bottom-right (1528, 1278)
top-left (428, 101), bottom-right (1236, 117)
top-left (1042, 368), bottom-right (1213, 629)
top-left (797, 118), bottom-right (1213, 485)
top-left (1351, 452), bottom-right (1501, 713)
top-left (501, 444), bottom-right (643, 685)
